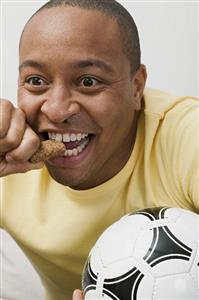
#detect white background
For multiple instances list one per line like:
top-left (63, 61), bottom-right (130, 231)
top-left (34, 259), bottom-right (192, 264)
top-left (1, 0), bottom-right (199, 107)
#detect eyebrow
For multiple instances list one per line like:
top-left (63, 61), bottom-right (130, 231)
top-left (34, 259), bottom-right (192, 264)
top-left (19, 58), bottom-right (114, 74)
top-left (72, 59), bottom-right (114, 74)
top-left (19, 60), bottom-right (46, 72)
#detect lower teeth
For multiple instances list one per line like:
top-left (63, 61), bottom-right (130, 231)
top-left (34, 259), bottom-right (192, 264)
top-left (64, 139), bottom-right (89, 157)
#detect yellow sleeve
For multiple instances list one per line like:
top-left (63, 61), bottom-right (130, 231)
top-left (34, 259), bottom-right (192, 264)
top-left (177, 101), bottom-right (199, 211)
top-left (159, 98), bottom-right (199, 212)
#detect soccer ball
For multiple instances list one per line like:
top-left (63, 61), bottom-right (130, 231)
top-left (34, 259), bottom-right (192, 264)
top-left (82, 207), bottom-right (199, 299)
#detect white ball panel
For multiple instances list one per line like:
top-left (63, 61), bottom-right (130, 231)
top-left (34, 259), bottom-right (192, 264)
top-left (165, 208), bottom-right (199, 246)
top-left (136, 272), bottom-right (155, 299)
top-left (95, 215), bottom-right (150, 266)
top-left (133, 227), bottom-right (155, 260)
top-left (163, 207), bottom-right (183, 221)
top-left (189, 244), bottom-right (199, 290)
top-left (97, 221), bottom-right (135, 266)
top-left (101, 257), bottom-right (140, 279)
top-left (84, 289), bottom-right (112, 299)
top-left (90, 246), bottom-right (104, 275)
top-left (154, 273), bottom-right (199, 299)
top-left (151, 258), bottom-right (191, 277)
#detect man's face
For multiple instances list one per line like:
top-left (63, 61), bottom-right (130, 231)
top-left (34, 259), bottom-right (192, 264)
top-left (18, 7), bottom-right (145, 189)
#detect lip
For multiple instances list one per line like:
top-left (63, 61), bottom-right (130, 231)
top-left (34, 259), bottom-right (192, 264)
top-left (39, 126), bottom-right (96, 135)
top-left (46, 135), bottom-right (95, 168)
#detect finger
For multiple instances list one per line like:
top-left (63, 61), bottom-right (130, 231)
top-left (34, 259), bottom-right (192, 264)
top-left (72, 289), bottom-right (84, 300)
top-left (0, 99), bottom-right (13, 138)
top-left (6, 126), bottom-right (40, 162)
top-left (0, 159), bottom-right (44, 177)
top-left (0, 108), bottom-right (26, 153)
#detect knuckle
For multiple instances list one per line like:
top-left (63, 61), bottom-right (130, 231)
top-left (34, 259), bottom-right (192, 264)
top-left (32, 138), bottom-right (41, 153)
top-left (0, 100), bottom-right (13, 138)
top-left (5, 136), bottom-right (19, 149)
top-left (16, 108), bottom-right (25, 119)
top-left (0, 131), bottom-right (6, 139)
top-left (16, 135), bottom-right (40, 161)
top-left (0, 98), bottom-right (13, 107)
top-left (0, 99), bottom-right (13, 115)
top-left (30, 136), bottom-right (40, 150)
top-left (25, 127), bottom-right (40, 147)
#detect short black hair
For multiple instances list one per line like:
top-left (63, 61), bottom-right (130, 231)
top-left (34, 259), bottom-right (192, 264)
top-left (24, 0), bottom-right (141, 74)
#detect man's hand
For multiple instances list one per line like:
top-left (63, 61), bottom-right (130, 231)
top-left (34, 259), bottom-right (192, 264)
top-left (73, 290), bottom-right (84, 300)
top-left (0, 99), bottom-right (43, 177)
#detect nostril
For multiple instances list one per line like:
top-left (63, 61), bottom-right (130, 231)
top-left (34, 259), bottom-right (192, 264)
top-left (41, 100), bottom-right (81, 124)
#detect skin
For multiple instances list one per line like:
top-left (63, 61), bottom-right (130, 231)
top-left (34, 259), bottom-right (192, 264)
top-left (73, 290), bottom-right (84, 300)
top-left (0, 6), bottom-right (147, 298)
top-left (17, 6), bottom-right (147, 190)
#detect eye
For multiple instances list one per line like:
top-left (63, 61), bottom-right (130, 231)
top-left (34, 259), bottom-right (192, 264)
top-left (26, 76), bottom-right (48, 86)
top-left (80, 77), bottom-right (99, 87)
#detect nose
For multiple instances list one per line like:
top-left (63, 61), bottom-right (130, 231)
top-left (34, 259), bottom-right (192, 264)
top-left (41, 86), bottom-right (81, 123)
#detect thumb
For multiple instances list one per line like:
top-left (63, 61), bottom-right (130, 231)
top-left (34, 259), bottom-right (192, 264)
top-left (73, 289), bottom-right (84, 300)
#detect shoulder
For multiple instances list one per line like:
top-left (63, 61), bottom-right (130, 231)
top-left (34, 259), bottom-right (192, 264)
top-left (143, 87), bottom-right (198, 119)
top-left (142, 88), bottom-right (199, 145)
top-left (141, 88), bottom-right (199, 211)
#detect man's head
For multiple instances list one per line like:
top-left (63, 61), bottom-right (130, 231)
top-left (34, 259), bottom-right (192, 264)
top-left (18, 0), bottom-right (147, 189)
top-left (21, 0), bottom-right (141, 74)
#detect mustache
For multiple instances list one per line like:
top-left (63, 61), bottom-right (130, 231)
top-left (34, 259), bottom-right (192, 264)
top-left (36, 113), bottom-right (101, 134)
top-left (63, 113), bottom-right (84, 124)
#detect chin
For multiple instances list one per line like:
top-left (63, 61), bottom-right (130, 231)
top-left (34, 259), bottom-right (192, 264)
top-left (46, 164), bottom-right (91, 190)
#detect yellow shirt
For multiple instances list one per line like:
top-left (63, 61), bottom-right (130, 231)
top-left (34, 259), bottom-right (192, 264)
top-left (1, 88), bottom-right (198, 299)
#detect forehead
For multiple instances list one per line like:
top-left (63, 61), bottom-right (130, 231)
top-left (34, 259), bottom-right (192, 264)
top-left (20, 7), bottom-right (124, 61)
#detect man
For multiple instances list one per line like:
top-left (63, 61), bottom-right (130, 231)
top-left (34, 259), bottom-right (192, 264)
top-left (0, 0), bottom-right (198, 299)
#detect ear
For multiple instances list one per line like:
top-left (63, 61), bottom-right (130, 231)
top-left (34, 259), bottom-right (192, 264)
top-left (132, 64), bottom-right (147, 111)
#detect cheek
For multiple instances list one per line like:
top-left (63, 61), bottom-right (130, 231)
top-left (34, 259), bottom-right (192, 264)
top-left (87, 103), bottom-right (117, 137)
top-left (18, 88), bottom-right (33, 111)
top-left (18, 88), bottom-right (44, 124)
top-left (87, 92), bottom-right (122, 123)
top-left (90, 95), bottom-right (134, 141)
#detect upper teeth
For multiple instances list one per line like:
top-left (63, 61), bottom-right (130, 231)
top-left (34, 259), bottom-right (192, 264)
top-left (48, 132), bottom-right (89, 142)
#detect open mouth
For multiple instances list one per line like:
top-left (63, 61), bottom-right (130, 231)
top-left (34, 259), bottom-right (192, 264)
top-left (42, 132), bottom-right (94, 157)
